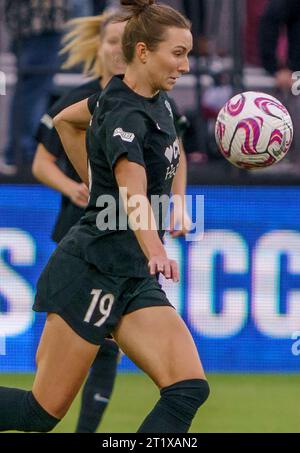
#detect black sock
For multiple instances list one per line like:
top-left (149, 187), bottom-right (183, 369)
top-left (75, 339), bottom-right (119, 433)
top-left (137, 379), bottom-right (210, 433)
top-left (0, 387), bottom-right (60, 432)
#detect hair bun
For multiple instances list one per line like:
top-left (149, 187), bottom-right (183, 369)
top-left (120, 0), bottom-right (155, 15)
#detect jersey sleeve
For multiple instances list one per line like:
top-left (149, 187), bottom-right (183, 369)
top-left (36, 81), bottom-right (101, 159)
top-left (35, 93), bottom-right (76, 159)
top-left (35, 112), bottom-right (63, 159)
top-left (103, 110), bottom-right (147, 170)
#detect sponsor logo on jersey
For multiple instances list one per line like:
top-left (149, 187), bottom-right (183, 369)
top-left (113, 128), bottom-right (135, 143)
top-left (164, 139), bottom-right (180, 180)
top-left (165, 139), bottom-right (180, 163)
top-left (165, 100), bottom-right (174, 119)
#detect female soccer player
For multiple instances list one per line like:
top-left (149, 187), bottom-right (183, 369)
top-left (32, 11), bottom-right (127, 433)
top-left (0, 0), bottom-right (209, 433)
top-left (33, 9), bottom-right (191, 433)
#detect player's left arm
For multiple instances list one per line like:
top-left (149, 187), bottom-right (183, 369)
top-left (53, 98), bottom-right (91, 186)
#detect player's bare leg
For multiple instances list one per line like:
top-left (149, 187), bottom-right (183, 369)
top-left (0, 313), bottom-right (99, 432)
top-left (113, 306), bottom-right (205, 387)
top-left (113, 306), bottom-right (209, 432)
top-left (33, 313), bottom-right (99, 419)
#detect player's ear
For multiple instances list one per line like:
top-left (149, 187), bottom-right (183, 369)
top-left (136, 42), bottom-right (148, 64)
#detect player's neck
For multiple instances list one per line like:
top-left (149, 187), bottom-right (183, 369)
top-left (123, 69), bottom-right (159, 98)
top-left (100, 74), bottom-right (111, 89)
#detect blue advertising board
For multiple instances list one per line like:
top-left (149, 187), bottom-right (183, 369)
top-left (0, 185), bottom-right (300, 372)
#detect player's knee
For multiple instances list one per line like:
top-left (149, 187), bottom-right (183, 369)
top-left (160, 378), bottom-right (210, 418)
top-left (19, 391), bottom-right (60, 432)
top-left (193, 379), bottom-right (210, 406)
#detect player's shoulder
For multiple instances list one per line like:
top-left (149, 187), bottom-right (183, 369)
top-left (100, 76), bottom-right (139, 107)
top-left (94, 77), bottom-right (148, 127)
top-left (100, 75), bottom-right (161, 113)
top-left (94, 101), bottom-right (148, 139)
top-left (48, 78), bottom-right (101, 118)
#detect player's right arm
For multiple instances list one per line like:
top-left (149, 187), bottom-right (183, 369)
top-left (115, 157), bottom-right (179, 282)
top-left (32, 144), bottom-right (89, 208)
top-left (53, 99), bottom-right (91, 186)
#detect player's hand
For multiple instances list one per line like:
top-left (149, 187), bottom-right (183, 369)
top-left (68, 182), bottom-right (89, 207)
top-left (148, 256), bottom-right (179, 282)
top-left (168, 208), bottom-right (192, 238)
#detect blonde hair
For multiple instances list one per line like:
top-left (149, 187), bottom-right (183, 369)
top-left (60, 13), bottom-right (124, 78)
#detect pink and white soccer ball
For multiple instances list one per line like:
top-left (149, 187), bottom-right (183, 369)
top-left (215, 91), bottom-right (293, 169)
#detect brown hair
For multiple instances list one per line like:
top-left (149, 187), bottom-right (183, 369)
top-left (120, 0), bottom-right (191, 63)
top-left (60, 12), bottom-right (126, 78)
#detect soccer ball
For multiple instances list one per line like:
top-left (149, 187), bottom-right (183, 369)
top-left (215, 91), bottom-right (293, 169)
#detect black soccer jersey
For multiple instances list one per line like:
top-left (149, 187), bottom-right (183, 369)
top-left (87, 90), bottom-right (188, 139)
top-left (35, 78), bottom-right (102, 242)
top-left (59, 75), bottom-right (182, 277)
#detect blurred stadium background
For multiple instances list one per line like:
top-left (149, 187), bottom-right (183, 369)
top-left (0, 0), bottom-right (300, 433)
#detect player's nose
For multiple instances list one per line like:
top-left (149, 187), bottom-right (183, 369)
top-left (178, 56), bottom-right (190, 75)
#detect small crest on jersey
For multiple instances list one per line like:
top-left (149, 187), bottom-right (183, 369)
top-left (113, 128), bottom-right (135, 143)
top-left (40, 113), bottom-right (53, 130)
top-left (165, 100), bottom-right (173, 119)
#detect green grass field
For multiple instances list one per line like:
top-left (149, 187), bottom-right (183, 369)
top-left (0, 373), bottom-right (299, 433)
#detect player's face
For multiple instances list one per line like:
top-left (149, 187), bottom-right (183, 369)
top-left (98, 21), bottom-right (127, 78)
top-left (146, 27), bottom-right (193, 92)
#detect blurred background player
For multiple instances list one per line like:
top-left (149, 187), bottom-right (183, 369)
top-left (259, 0), bottom-right (300, 168)
top-left (32, 9), bottom-right (191, 432)
top-left (259, 0), bottom-right (300, 92)
top-left (0, 0), bottom-right (71, 175)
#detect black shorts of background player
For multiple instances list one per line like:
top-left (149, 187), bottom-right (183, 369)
top-left (0, 0), bottom-right (209, 433)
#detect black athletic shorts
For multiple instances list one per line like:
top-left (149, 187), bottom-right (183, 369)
top-left (33, 247), bottom-right (173, 345)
